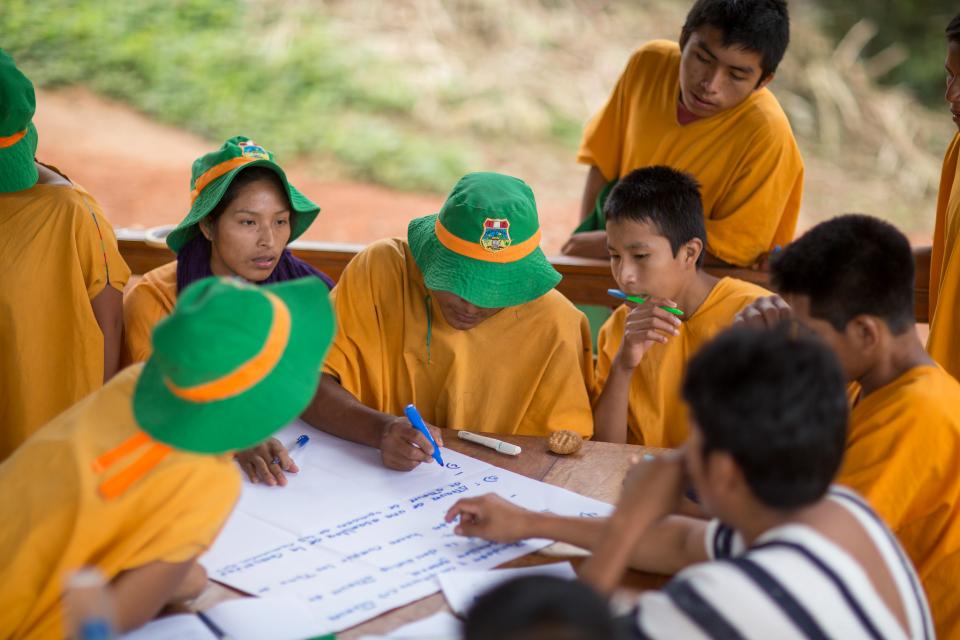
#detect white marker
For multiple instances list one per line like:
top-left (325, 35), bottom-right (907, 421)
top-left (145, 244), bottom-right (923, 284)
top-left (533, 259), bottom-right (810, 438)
top-left (457, 431), bottom-right (522, 456)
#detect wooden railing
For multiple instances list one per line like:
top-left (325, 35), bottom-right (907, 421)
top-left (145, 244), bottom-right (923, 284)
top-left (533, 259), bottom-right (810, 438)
top-left (116, 233), bottom-right (930, 322)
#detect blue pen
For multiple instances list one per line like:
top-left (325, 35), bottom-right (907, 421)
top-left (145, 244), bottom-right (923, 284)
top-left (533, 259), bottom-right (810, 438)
top-left (272, 434), bottom-right (309, 465)
top-left (404, 404), bottom-right (445, 467)
top-left (287, 434), bottom-right (310, 452)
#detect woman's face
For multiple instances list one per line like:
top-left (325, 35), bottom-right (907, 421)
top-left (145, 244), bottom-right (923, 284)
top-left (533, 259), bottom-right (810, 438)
top-left (201, 178), bottom-right (292, 282)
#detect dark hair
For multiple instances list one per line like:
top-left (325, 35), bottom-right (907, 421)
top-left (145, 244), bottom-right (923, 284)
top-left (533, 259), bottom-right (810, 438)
top-left (679, 0), bottom-right (790, 82)
top-left (206, 165), bottom-right (291, 225)
top-left (464, 575), bottom-right (620, 640)
top-left (682, 325), bottom-right (848, 509)
top-left (771, 214), bottom-right (915, 335)
top-left (603, 166), bottom-right (707, 268)
top-left (948, 13), bottom-right (960, 44)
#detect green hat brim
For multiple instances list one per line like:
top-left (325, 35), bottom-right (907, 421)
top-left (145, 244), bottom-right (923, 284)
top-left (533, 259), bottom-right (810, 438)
top-left (407, 213), bottom-right (561, 309)
top-left (132, 278), bottom-right (334, 454)
top-left (166, 158), bottom-right (320, 253)
top-left (0, 122), bottom-right (38, 193)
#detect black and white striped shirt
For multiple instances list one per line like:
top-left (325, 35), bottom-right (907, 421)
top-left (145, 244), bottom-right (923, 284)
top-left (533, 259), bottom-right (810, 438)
top-left (632, 486), bottom-right (934, 639)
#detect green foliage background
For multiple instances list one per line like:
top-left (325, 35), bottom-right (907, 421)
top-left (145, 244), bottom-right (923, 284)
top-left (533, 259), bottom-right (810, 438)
top-left (817, 0), bottom-right (957, 105)
top-left (1, 0), bottom-right (476, 191)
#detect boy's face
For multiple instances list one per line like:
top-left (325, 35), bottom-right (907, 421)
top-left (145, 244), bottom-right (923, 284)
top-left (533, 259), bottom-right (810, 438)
top-left (945, 39), bottom-right (960, 131)
top-left (679, 26), bottom-right (771, 118)
top-left (606, 218), bottom-right (698, 302)
top-left (431, 289), bottom-right (504, 330)
top-left (782, 293), bottom-right (867, 383)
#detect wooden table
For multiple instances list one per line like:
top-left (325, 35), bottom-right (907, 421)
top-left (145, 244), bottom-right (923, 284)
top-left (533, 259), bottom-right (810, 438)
top-left (190, 431), bottom-right (669, 638)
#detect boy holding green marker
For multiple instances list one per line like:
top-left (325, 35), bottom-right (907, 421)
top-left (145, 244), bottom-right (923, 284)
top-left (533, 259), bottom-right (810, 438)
top-left (593, 166), bottom-right (769, 446)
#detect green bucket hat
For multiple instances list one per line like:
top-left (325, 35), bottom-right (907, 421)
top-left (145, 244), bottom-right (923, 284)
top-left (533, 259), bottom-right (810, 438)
top-left (133, 275), bottom-right (335, 454)
top-left (166, 136), bottom-right (320, 253)
top-left (0, 50), bottom-right (39, 193)
top-left (407, 172), bottom-right (561, 308)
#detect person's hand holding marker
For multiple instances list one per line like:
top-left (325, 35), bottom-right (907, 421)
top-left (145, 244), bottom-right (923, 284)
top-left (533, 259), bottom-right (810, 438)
top-left (379, 406), bottom-right (445, 471)
top-left (614, 294), bottom-right (683, 370)
top-left (234, 437), bottom-right (299, 487)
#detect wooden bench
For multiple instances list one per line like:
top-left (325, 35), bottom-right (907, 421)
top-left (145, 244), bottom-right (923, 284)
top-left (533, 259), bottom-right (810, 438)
top-left (116, 234), bottom-right (931, 322)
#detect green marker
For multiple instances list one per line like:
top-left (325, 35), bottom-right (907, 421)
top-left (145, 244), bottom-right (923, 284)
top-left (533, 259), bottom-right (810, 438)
top-left (607, 289), bottom-right (684, 316)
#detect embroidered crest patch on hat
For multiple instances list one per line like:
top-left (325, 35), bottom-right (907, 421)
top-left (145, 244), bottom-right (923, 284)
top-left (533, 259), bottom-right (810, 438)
top-left (238, 139), bottom-right (270, 160)
top-left (480, 218), bottom-right (511, 253)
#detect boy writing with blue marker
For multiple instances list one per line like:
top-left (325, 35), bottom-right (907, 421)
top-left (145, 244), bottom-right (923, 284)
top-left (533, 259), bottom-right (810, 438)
top-left (302, 172), bottom-right (595, 471)
top-left (593, 166), bottom-right (769, 447)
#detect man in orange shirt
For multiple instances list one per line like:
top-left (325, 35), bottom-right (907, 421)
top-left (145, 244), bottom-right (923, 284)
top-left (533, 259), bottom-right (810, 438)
top-left (737, 215), bottom-right (960, 637)
top-left (0, 49), bottom-right (131, 460)
top-left (926, 11), bottom-right (960, 379)
top-left (564, 0), bottom-right (802, 269)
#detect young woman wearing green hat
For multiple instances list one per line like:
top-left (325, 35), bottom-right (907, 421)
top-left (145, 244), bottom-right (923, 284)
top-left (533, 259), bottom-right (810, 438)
top-left (0, 50), bottom-right (132, 461)
top-left (0, 275), bottom-right (336, 637)
top-left (123, 136), bottom-right (333, 486)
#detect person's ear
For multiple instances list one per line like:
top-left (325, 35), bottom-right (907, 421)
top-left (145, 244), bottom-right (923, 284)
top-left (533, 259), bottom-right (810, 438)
top-left (681, 237), bottom-right (704, 268)
top-left (846, 315), bottom-right (883, 357)
top-left (704, 450), bottom-right (746, 501)
top-left (199, 217), bottom-right (215, 242)
top-left (755, 73), bottom-right (775, 91)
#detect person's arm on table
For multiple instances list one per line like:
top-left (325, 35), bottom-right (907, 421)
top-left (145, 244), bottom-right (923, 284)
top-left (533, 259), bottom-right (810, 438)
top-left (301, 373), bottom-right (443, 471)
top-left (445, 455), bottom-right (708, 578)
top-left (579, 452), bottom-right (706, 595)
top-left (110, 558), bottom-right (207, 632)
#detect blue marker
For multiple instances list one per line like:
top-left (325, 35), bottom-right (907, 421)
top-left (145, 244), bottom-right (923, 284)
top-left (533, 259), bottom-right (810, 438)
top-left (404, 403), bottom-right (445, 467)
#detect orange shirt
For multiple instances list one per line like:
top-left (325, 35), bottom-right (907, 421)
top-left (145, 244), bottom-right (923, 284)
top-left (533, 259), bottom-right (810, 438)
top-left (578, 40), bottom-right (804, 267)
top-left (596, 277), bottom-right (770, 447)
top-left (929, 132), bottom-right (960, 379)
top-left (322, 238), bottom-right (595, 437)
top-left (0, 181), bottom-right (130, 460)
top-left (0, 365), bottom-right (240, 639)
top-left (122, 261), bottom-right (178, 364)
top-left (837, 365), bottom-right (960, 638)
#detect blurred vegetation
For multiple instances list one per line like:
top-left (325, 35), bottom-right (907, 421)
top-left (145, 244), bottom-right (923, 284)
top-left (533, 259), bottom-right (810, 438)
top-left (815, 0), bottom-right (956, 106)
top-left (2, 0), bottom-right (956, 235)
top-left (1, 0), bottom-right (476, 191)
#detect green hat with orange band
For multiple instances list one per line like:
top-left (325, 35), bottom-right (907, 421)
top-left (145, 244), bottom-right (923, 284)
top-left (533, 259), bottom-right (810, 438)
top-left (0, 50), bottom-right (39, 193)
top-left (407, 172), bottom-right (561, 308)
top-left (132, 275), bottom-right (335, 454)
top-left (166, 136), bottom-right (320, 253)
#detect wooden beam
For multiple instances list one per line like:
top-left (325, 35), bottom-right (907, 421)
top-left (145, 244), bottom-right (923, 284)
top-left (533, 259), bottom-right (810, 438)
top-left (116, 235), bottom-right (930, 322)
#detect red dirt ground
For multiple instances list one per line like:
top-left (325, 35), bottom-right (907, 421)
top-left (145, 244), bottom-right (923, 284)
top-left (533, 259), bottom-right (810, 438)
top-left (32, 87), bottom-right (581, 255)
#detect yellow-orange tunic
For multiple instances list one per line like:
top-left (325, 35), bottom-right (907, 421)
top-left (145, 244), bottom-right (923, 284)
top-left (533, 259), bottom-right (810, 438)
top-left (596, 277), bottom-right (770, 447)
top-left (322, 238), bottom-right (596, 437)
top-left (0, 181), bottom-right (131, 460)
top-left (929, 132), bottom-right (960, 379)
top-left (578, 40), bottom-right (804, 267)
top-left (0, 365), bottom-right (241, 639)
top-left (837, 365), bottom-right (960, 639)
top-left (122, 261), bottom-right (178, 364)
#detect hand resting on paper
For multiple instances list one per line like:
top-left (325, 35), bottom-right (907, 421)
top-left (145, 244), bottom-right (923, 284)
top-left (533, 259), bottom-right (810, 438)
top-left (234, 437), bottom-right (299, 487)
top-left (444, 494), bottom-right (535, 543)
